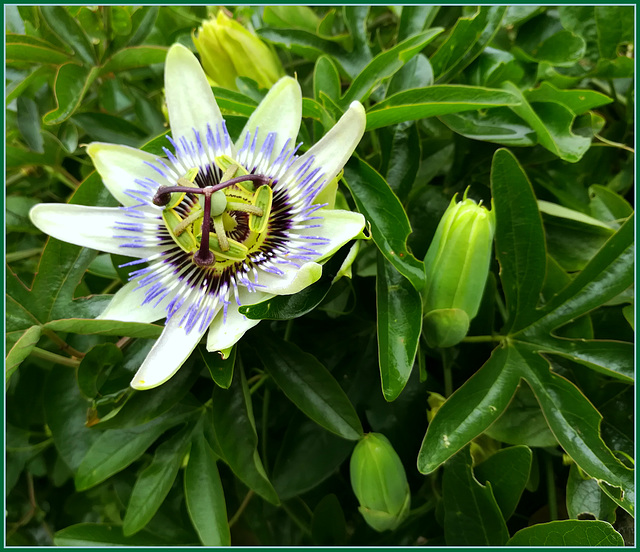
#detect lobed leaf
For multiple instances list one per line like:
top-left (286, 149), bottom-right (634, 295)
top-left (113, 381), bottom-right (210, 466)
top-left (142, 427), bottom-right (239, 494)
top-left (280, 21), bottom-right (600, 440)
top-left (507, 520), bottom-right (624, 546)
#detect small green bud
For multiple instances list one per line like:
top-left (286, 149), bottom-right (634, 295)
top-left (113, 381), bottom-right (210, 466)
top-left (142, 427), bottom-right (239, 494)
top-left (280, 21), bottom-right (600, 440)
top-left (350, 433), bottom-right (411, 532)
top-left (193, 11), bottom-right (284, 91)
top-left (422, 192), bottom-right (496, 348)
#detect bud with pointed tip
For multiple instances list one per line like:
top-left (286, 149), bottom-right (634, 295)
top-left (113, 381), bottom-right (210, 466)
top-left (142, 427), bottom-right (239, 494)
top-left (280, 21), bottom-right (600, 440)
top-left (193, 11), bottom-right (284, 91)
top-left (350, 433), bottom-right (411, 532)
top-left (422, 192), bottom-right (496, 348)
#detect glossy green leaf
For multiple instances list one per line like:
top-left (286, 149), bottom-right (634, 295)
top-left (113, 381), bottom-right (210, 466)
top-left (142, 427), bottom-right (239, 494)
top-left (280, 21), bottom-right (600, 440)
top-left (504, 83), bottom-right (591, 163)
top-left (42, 63), bottom-right (99, 125)
top-left (127, 7), bottom-right (159, 47)
top-left (40, 6), bottom-right (96, 65)
top-left (123, 422), bottom-right (195, 535)
top-left (516, 343), bottom-right (634, 515)
top-left (184, 432), bottom-right (230, 546)
top-left (376, 254), bottom-right (422, 402)
top-left (431, 7), bottom-right (507, 83)
top-left (311, 494), bottom-right (347, 545)
top-left (54, 524), bottom-right (171, 546)
top-left (567, 463), bottom-right (617, 522)
top-left (71, 112), bottom-right (146, 147)
top-left (254, 333), bottom-right (363, 441)
top-left (6, 324), bottom-right (41, 381)
top-left (314, 56), bottom-right (341, 103)
top-left (76, 343), bottom-right (123, 399)
top-left (386, 54), bottom-right (433, 97)
top-left (75, 406), bottom-right (198, 490)
top-left (484, 383), bottom-right (558, 447)
top-left (239, 242), bottom-right (352, 320)
top-left (110, 6), bottom-right (132, 36)
top-left (366, 85), bottom-right (521, 130)
top-left (490, 149), bottom-right (546, 333)
top-left (44, 365), bottom-right (100, 471)
top-left (99, 46), bottom-right (168, 75)
top-left (468, 47), bottom-right (524, 88)
top-left (507, 520), bottom-right (624, 546)
top-left (343, 157), bottom-right (425, 291)
top-left (474, 446), bottom-right (532, 520)
top-left (595, 6), bottom-right (634, 59)
top-left (211, 363), bottom-right (279, 505)
top-left (380, 122), bottom-right (421, 202)
top-left (302, 97), bottom-right (336, 131)
top-left (442, 445), bottom-right (509, 546)
top-left (440, 107), bottom-right (536, 146)
top-left (417, 345), bottom-right (521, 474)
top-left (17, 96), bottom-right (44, 153)
top-left (6, 39), bottom-right (72, 65)
top-left (340, 29), bottom-right (443, 108)
top-left (43, 318), bottom-right (163, 339)
top-left (272, 415), bottom-right (354, 500)
top-left (6, 65), bottom-right (53, 104)
top-left (589, 184), bottom-right (633, 225)
top-left (263, 6), bottom-right (320, 33)
top-left (525, 82), bottom-right (612, 115)
top-left (200, 345), bottom-right (235, 389)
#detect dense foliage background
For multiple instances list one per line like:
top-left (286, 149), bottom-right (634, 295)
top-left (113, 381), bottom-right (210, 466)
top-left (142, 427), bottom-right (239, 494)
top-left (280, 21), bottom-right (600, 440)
top-left (6, 5), bottom-right (635, 546)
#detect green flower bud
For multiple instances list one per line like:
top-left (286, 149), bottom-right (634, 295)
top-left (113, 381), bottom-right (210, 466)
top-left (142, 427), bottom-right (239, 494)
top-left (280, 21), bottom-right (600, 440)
top-left (422, 192), bottom-right (496, 348)
top-left (193, 11), bottom-right (284, 91)
top-left (350, 433), bottom-right (411, 532)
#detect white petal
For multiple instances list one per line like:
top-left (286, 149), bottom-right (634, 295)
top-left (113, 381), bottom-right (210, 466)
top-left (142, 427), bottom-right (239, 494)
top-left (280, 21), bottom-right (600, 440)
top-left (257, 261), bottom-right (322, 295)
top-left (29, 204), bottom-right (164, 259)
top-left (206, 288), bottom-right (270, 352)
top-left (164, 44), bottom-right (230, 153)
top-left (235, 76), bottom-right (302, 166)
top-left (130, 301), bottom-right (208, 390)
top-left (86, 143), bottom-right (170, 207)
top-left (281, 101), bottom-right (365, 192)
top-left (98, 279), bottom-right (177, 324)
top-left (301, 209), bottom-right (365, 261)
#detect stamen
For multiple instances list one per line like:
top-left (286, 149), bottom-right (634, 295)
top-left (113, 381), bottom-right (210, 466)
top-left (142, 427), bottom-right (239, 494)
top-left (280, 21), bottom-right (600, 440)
top-left (226, 201), bottom-right (264, 216)
top-left (153, 174), bottom-right (270, 206)
top-left (213, 215), bottom-right (230, 252)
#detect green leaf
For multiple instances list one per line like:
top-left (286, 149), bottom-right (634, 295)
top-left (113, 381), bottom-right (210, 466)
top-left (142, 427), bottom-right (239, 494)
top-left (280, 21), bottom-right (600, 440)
top-left (566, 463), bottom-right (617, 522)
top-left (43, 318), bottom-right (163, 339)
top-left (44, 365), bottom-right (100, 471)
top-left (340, 28), bottom-right (443, 107)
top-left (6, 325), bottom-right (41, 381)
top-left (417, 345), bottom-right (521, 474)
top-left (311, 494), bottom-right (347, 545)
top-left (6, 65), bottom-right (54, 104)
top-left (314, 56), bottom-right (341, 104)
top-left (595, 6), bottom-right (634, 59)
top-left (254, 333), bottom-right (363, 441)
top-left (272, 415), bottom-right (354, 500)
top-left (525, 82), bottom-right (613, 115)
top-left (503, 83), bottom-right (591, 163)
top-left (474, 446), bottom-right (532, 520)
top-left (71, 112), bottom-right (146, 148)
top-left (343, 157), bottom-right (426, 291)
top-left (6, 39), bottom-right (72, 65)
top-left (211, 362), bottom-right (279, 504)
top-left (490, 149), bottom-right (546, 333)
top-left (99, 46), bottom-right (168, 75)
top-left (110, 6), bottom-right (132, 36)
top-left (516, 343), bottom-right (634, 515)
top-left (200, 345), bottom-right (235, 389)
top-left (17, 96), bottom-right (44, 153)
top-left (123, 423), bottom-right (196, 536)
top-left (75, 405), bottom-right (198, 490)
top-left (184, 432), bottom-right (230, 546)
top-left (40, 6), bottom-right (96, 65)
top-left (381, 122), bottom-right (422, 202)
top-left (42, 63), bottom-right (99, 125)
top-left (431, 7), bottom-right (507, 83)
top-left (529, 215), bottom-right (634, 333)
top-left (54, 523), bottom-right (171, 546)
top-left (507, 520), bottom-right (624, 546)
top-left (589, 184), bottom-right (633, 225)
top-left (366, 85), bottom-right (521, 130)
top-left (76, 343), bottom-right (123, 399)
top-left (376, 254), bottom-right (422, 401)
top-left (239, 241), bottom-right (352, 320)
top-left (127, 7), bottom-right (159, 47)
top-left (442, 445), bottom-right (509, 546)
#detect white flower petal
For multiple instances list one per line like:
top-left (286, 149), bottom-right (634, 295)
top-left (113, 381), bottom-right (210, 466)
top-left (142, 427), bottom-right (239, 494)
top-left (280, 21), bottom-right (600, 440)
top-left (303, 209), bottom-right (366, 261)
top-left (98, 279), bottom-right (177, 324)
top-left (281, 101), bottom-right (365, 192)
top-left (29, 204), bottom-right (164, 259)
top-left (86, 143), bottom-right (170, 207)
top-left (130, 302), bottom-right (208, 390)
top-left (206, 288), bottom-right (270, 352)
top-left (235, 76), bottom-right (302, 166)
top-left (164, 44), bottom-right (230, 152)
top-left (257, 261), bottom-right (322, 295)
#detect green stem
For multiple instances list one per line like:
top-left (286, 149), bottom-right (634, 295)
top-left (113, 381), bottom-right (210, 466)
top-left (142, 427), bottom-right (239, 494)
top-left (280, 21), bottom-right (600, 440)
top-left (43, 165), bottom-right (79, 190)
top-left (6, 248), bottom-right (43, 263)
top-left (283, 319), bottom-right (294, 342)
top-left (461, 335), bottom-right (503, 343)
top-left (30, 347), bottom-right (80, 368)
top-left (42, 329), bottom-right (85, 358)
top-left (441, 349), bottom-right (453, 398)
top-left (494, 291), bottom-right (508, 324)
top-left (261, 388), bottom-right (270, 475)
top-left (249, 375), bottom-right (268, 395)
top-left (228, 490), bottom-right (254, 528)
top-left (545, 453), bottom-right (558, 521)
top-left (101, 279), bottom-right (121, 295)
top-left (281, 502), bottom-right (312, 535)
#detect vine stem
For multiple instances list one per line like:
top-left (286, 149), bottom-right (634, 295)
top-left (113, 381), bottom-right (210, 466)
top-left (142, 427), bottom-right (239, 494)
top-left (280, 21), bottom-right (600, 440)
top-left (228, 490), bottom-right (254, 528)
top-left (545, 453), bottom-right (558, 521)
top-left (42, 329), bottom-right (85, 358)
top-left (31, 347), bottom-right (80, 368)
top-left (461, 335), bottom-right (503, 343)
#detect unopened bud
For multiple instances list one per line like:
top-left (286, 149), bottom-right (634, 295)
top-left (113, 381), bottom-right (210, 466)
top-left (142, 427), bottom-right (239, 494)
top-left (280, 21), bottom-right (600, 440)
top-left (350, 433), bottom-right (411, 532)
top-left (422, 192), bottom-right (495, 348)
top-left (193, 11), bottom-right (284, 91)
